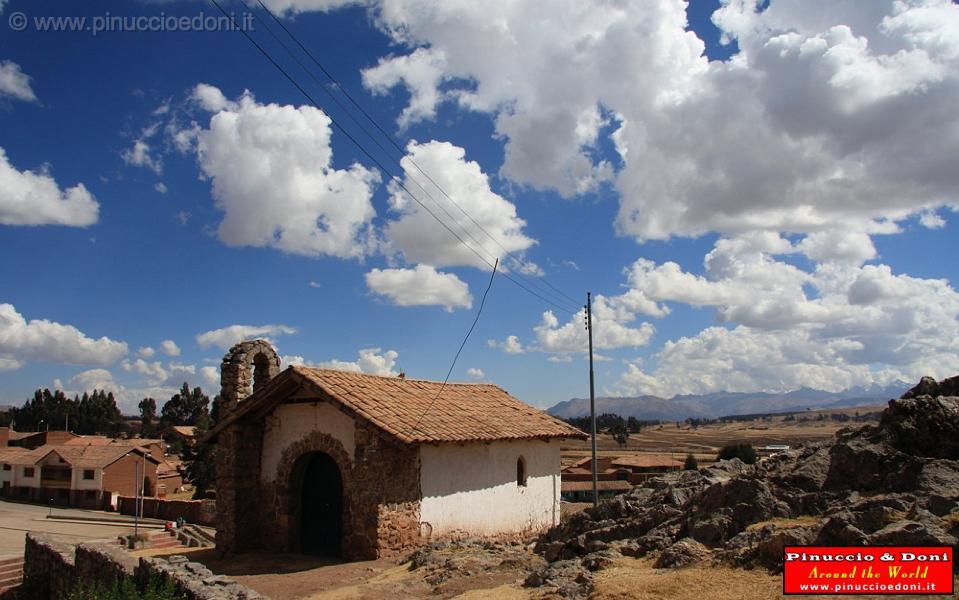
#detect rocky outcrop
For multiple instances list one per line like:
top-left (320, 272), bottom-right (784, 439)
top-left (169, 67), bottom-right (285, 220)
top-left (525, 376), bottom-right (959, 598)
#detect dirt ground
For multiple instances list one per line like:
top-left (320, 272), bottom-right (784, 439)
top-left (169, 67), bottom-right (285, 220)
top-left (177, 548), bottom-right (536, 600)
top-left (163, 548), bottom-right (956, 600)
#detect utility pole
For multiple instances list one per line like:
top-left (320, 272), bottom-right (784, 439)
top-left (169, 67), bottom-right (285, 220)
top-left (134, 457), bottom-right (140, 538)
top-left (586, 293), bottom-right (598, 507)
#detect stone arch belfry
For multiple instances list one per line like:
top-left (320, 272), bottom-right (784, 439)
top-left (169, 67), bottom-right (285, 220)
top-left (219, 339), bottom-right (281, 413)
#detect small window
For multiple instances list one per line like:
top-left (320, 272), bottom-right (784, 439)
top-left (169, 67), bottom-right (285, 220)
top-left (2, 464), bottom-right (10, 471)
top-left (23, 467), bottom-right (34, 478)
top-left (516, 456), bottom-right (527, 487)
top-left (83, 469), bottom-right (95, 480)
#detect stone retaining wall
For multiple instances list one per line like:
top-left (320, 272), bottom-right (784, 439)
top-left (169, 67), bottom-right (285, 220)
top-left (22, 534), bottom-right (75, 600)
top-left (117, 496), bottom-right (216, 525)
top-left (20, 533), bottom-right (265, 600)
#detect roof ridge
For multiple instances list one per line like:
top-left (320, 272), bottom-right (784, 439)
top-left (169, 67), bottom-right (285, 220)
top-left (291, 365), bottom-right (503, 389)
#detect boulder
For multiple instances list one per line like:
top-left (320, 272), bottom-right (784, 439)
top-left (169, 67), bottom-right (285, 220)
top-left (902, 375), bottom-right (959, 399)
top-left (869, 520), bottom-right (957, 547)
top-left (654, 538), bottom-right (712, 569)
top-left (879, 394), bottom-right (959, 459)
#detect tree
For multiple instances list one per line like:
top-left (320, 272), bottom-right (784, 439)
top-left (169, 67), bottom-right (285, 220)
top-left (626, 416), bottom-right (642, 434)
top-left (159, 384), bottom-right (210, 428)
top-left (611, 421), bottom-right (629, 447)
top-left (9, 388), bottom-right (119, 435)
top-left (683, 453), bottom-right (699, 470)
top-left (139, 398), bottom-right (157, 437)
top-left (716, 443), bottom-right (758, 465)
top-left (184, 414), bottom-right (216, 499)
top-left (74, 390), bottom-right (123, 435)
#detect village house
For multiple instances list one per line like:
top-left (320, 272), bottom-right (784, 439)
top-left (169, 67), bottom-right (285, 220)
top-left (208, 340), bottom-right (585, 560)
top-left (0, 443), bottom-right (159, 508)
top-left (1, 428), bottom-right (79, 450)
top-left (560, 454), bottom-right (684, 501)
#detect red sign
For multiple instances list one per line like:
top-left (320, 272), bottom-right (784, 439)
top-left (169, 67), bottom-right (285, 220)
top-left (783, 546), bottom-right (954, 595)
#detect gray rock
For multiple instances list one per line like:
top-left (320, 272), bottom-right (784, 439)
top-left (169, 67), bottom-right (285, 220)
top-left (654, 538), bottom-right (711, 569)
top-left (869, 519), bottom-right (957, 547)
top-left (879, 394), bottom-right (959, 459)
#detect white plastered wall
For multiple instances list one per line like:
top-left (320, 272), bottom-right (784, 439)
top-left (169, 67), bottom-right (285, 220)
top-left (71, 466), bottom-right (102, 490)
top-left (419, 439), bottom-right (562, 537)
top-left (260, 401), bottom-right (356, 483)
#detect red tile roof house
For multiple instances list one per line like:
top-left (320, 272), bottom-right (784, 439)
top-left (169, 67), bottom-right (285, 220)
top-left (207, 340), bottom-right (586, 560)
top-left (0, 444), bottom-right (159, 508)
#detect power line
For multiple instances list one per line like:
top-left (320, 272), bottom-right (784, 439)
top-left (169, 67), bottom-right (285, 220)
top-left (245, 0), bottom-right (582, 312)
top-left (239, 1), bottom-right (506, 278)
top-left (208, 0), bottom-right (579, 315)
top-left (408, 258), bottom-right (498, 437)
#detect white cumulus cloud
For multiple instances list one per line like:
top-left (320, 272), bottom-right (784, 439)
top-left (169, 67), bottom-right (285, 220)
top-left (487, 335), bottom-right (525, 355)
top-left (190, 85), bottom-right (381, 258)
top-left (284, 347), bottom-right (400, 376)
top-left (609, 233), bottom-right (959, 396)
top-left (196, 324), bottom-right (297, 351)
top-left (366, 264), bottom-right (472, 311)
top-left (0, 148), bottom-right (99, 227)
top-left (160, 340), bottom-right (181, 356)
top-left (0, 303), bottom-right (128, 368)
top-left (0, 60), bottom-right (36, 103)
top-left (384, 140), bottom-right (535, 269)
top-left (351, 0), bottom-right (959, 243)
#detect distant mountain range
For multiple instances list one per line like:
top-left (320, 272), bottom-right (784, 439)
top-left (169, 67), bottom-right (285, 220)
top-left (546, 382), bottom-right (913, 422)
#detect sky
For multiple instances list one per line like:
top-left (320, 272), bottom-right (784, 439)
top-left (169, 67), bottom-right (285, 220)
top-left (1, 0), bottom-right (958, 414)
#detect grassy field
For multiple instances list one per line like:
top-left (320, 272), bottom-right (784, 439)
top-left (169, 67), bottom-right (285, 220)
top-left (560, 406), bottom-right (884, 466)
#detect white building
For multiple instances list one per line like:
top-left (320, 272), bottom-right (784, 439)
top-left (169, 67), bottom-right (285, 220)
top-left (209, 340), bottom-right (585, 560)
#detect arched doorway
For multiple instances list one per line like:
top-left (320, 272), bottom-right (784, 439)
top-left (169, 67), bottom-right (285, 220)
top-left (294, 452), bottom-right (343, 556)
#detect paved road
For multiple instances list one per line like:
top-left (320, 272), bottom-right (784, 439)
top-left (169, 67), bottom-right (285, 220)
top-left (0, 499), bottom-right (148, 557)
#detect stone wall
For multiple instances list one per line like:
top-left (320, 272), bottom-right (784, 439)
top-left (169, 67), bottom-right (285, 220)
top-left (215, 419), bottom-right (265, 553)
top-left (137, 555), bottom-right (264, 599)
top-left (20, 534), bottom-right (263, 600)
top-left (352, 422), bottom-right (423, 558)
top-left (117, 496), bottom-right (216, 525)
top-left (74, 541), bottom-right (137, 590)
top-left (22, 533), bottom-right (75, 600)
top-left (218, 340), bottom-right (280, 412)
top-left (215, 340), bottom-right (277, 554)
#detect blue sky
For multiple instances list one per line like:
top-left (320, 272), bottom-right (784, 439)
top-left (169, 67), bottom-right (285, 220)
top-left (1, 0), bottom-right (958, 413)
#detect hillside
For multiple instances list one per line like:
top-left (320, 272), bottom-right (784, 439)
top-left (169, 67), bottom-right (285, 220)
top-left (547, 382), bottom-right (910, 421)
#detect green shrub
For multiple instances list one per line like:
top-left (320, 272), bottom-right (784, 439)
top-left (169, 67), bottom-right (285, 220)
top-left (683, 453), bottom-right (699, 470)
top-left (716, 443), bottom-right (758, 465)
top-left (64, 575), bottom-right (185, 600)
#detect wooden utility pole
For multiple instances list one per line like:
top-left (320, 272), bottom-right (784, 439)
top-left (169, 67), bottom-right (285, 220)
top-left (586, 293), bottom-right (598, 507)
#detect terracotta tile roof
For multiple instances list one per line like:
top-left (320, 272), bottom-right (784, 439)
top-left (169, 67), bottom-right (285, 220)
top-left (611, 455), bottom-right (684, 469)
top-left (0, 447), bottom-right (30, 463)
top-left (7, 446), bottom-right (54, 466)
top-left (169, 426), bottom-right (197, 437)
top-left (561, 480), bottom-right (632, 493)
top-left (53, 445), bottom-right (161, 469)
top-left (281, 366), bottom-right (586, 444)
top-left (62, 436), bottom-right (111, 446)
top-left (7, 445), bottom-right (161, 469)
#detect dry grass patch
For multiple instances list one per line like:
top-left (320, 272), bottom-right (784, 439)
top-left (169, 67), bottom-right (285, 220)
top-left (745, 516), bottom-right (822, 531)
top-left (590, 557), bottom-right (957, 600)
